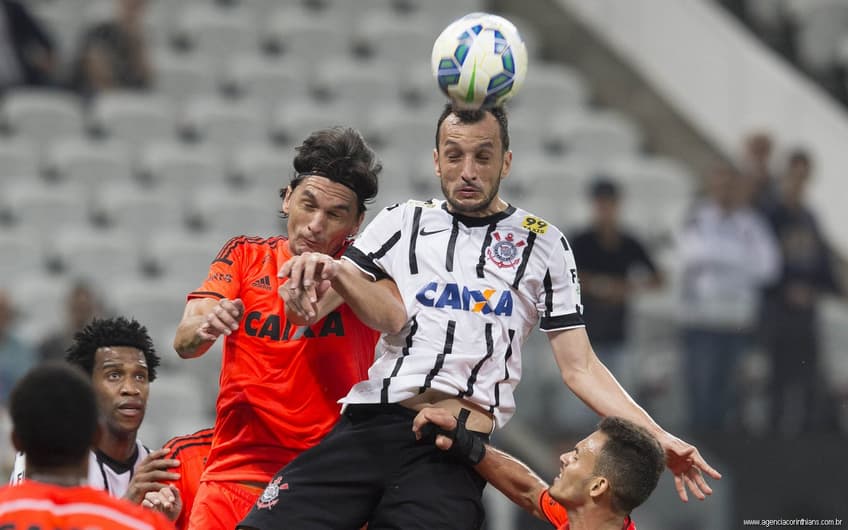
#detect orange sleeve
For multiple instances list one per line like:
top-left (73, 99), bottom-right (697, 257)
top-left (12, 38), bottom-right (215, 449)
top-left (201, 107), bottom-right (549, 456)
top-left (539, 489), bottom-right (569, 527)
top-left (187, 236), bottom-right (249, 301)
top-left (162, 429), bottom-right (213, 530)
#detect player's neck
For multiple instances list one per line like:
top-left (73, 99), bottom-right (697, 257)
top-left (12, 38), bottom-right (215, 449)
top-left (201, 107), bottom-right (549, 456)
top-left (567, 506), bottom-right (626, 530)
top-left (27, 463), bottom-right (88, 487)
top-left (98, 431), bottom-right (138, 464)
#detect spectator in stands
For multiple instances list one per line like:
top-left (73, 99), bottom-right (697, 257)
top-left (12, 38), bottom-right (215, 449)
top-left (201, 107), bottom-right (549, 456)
top-left (0, 0), bottom-right (57, 92)
top-left (761, 149), bottom-right (843, 435)
top-left (38, 280), bottom-right (102, 363)
top-left (570, 178), bottom-right (663, 394)
top-left (70, 0), bottom-right (152, 96)
top-left (740, 131), bottom-right (778, 212)
top-left (0, 290), bottom-right (36, 406)
top-left (678, 165), bottom-right (780, 433)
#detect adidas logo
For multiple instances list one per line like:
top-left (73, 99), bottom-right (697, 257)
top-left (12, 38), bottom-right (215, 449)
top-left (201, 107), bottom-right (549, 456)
top-left (251, 275), bottom-right (272, 291)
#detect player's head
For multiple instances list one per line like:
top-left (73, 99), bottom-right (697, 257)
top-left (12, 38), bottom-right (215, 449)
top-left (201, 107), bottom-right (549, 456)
top-left (588, 177), bottom-right (621, 225)
top-left (434, 104), bottom-right (512, 217)
top-left (281, 126), bottom-right (381, 256)
top-left (10, 362), bottom-right (99, 472)
top-left (783, 148), bottom-right (812, 202)
top-left (549, 416), bottom-right (664, 516)
top-left (65, 316), bottom-right (159, 439)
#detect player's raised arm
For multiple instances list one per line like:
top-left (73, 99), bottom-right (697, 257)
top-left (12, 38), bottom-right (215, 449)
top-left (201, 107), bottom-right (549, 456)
top-left (548, 326), bottom-right (721, 502)
top-left (174, 297), bottom-right (245, 359)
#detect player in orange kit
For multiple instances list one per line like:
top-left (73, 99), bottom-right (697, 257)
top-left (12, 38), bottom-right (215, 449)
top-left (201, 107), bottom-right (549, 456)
top-left (173, 127), bottom-right (406, 530)
top-left (144, 428), bottom-right (213, 529)
top-left (0, 362), bottom-right (174, 530)
top-left (413, 407), bottom-right (663, 530)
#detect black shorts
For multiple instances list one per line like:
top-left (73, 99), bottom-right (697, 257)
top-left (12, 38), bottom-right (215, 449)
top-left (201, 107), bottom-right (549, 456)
top-left (238, 404), bottom-right (488, 530)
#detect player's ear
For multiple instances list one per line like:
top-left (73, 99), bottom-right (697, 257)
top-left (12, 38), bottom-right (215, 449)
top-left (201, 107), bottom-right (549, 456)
top-left (501, 149), bottom-right (512, 179)
top-left (433, 148), bottom-right (441, 178)
top-left (281, 186), bottom-right (293, 215)
top-left (589, 475), bottom-right (609, 500)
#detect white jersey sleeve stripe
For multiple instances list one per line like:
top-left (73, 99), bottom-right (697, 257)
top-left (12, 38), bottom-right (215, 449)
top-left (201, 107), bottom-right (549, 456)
top-left (380, 315), bottom-right (419, 403)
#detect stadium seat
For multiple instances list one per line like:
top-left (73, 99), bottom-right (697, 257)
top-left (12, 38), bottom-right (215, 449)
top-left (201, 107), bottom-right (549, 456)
top-left (145, 230), bottom-right (225, 286)
top-left (354, 11), bottom-right (437, 66)
top-left (153, 50), bottom-right (220, 105)
top-left (90, 92), bottom-right (177, 151)
top-left (230, 143), bottom-right (292, 190)
top-left (401, 0), bottom-right (486, 22)
top-left (366, 103), bottom-right (435, 157)
top-left (0, 227), bottom-right (47, 281)
top-left (182, 96), bottom-right (267, 157)
top-left (785, 0), bottom-right (848, 74)
top-left (51, 226), bottom-right (144, 284)
top-left (271, 100), bottom-right (364, 145)
top-left (0, 138), bottom-right (39, 185)
top-left (8, 272), bottom-right (70, 345)
top-left (93, 182), bottom-right (188, 240)
top-left (263, 6), bottom-right (353, 64)
top-left (190, 187), bottom-right (281, 239)
top-left (509, 63), bottom-right (590, 124)
top-left (177, 3), bottom-right (259, 73)
top-left (549, 109), bottom-right (642, 160)
top-left (108, 279), bottom-right (190, 349)
top-left (138, 140), bottom-right (228, 196)
top-left (3, 181), bottom-right (93, 234)
top-left (225, 54), bottom-right (311, 113)
top-left (1, 90), bottom-right (85, 148)
top-left (45, 138), bottom-right (134, 191)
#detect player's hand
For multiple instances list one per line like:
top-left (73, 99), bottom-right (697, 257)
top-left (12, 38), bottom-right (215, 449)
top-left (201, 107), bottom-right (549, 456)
top-left (124, 448), bottom-right (181, 505)
top-left (197, 298), bottom-right (245, 341)
top-left (142, 485), bottom-right (183, 521)
top-left (656, 431), bottom-right (722, 502)
top-left (279, 252), bottom-right (339, 300)
top-left (412, 407), bottom-right (457, 451)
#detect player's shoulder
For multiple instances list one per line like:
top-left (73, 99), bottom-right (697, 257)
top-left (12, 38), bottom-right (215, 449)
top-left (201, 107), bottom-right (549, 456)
top-left (508, 206), bottom-right (565, 241)
top-left (163, 427), bottom-right (214, 457)
top-left (213, 235), bottom-right (288, 264)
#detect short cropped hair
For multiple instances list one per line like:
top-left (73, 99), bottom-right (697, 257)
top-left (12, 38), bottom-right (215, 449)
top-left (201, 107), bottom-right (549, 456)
top-left (10, 363), bottom-right (98, 468)
top-left (435, 104), bottom-right (510, 152)
top-left (594, 416), bottom-right (665, 513)
top-left (284, 126), bottom-right (381, 215)
top-left (65, 316), bottom-right (160, 382)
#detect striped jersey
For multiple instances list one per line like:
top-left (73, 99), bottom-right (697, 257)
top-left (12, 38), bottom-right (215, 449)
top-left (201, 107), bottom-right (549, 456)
top-left (10, 440), bottom-right (152, 497)
top-left (162, 428), bottom-right (213, 530)
top-left (341, 199), bottom-right (584, 428)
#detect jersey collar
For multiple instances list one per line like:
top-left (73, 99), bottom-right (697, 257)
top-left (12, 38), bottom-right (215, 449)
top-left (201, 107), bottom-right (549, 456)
top-left (440, 201), bottom-right (516, 227)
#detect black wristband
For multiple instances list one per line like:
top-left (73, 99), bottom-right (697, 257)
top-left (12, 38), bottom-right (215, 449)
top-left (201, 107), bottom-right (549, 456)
top-left (448, 408), bottom-right (486, 465)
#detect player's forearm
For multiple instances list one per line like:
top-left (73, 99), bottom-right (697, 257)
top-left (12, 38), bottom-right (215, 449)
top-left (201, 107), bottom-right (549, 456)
top-left (174, 315), bottom-right (215, 359)
top-left (477, 446), bottom-right (548, 521)
top-left (331, 260), bottom-right (407, 334)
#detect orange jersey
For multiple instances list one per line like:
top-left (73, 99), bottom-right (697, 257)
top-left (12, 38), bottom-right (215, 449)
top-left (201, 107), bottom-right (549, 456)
top-left (188, 236), bottom-right (379, 483)
top-left (162, 428), bottom-right (213, 530)
top-left (539, 489), bottom-right (635, 530)
top-left (0, 480), bottom-right (174, 530)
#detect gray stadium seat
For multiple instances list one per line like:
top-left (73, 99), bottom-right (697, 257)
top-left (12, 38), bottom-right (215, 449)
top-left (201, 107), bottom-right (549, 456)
top-left (153, 50), bottom-right (220, 105)
top-left (138, 140), bottom-right (228, 196)
top-left (354, 11), bottom-right (438, 66)
top-left (45, 138), bottom-right (134, 191)
top-left (225, 54), bottom-right (311, 113)
top-left (0, 138), bottom-right (39, 185)
top-left (230, 143), bottom-right (293, 190)
top-left (4, 181), bottom-right (93, 234)
top-left (182, 96), bottom-right (267, 158)
top-left (177, 3), bottom-right (259, 74)
top-left (93, 182), bottom-right (188, 240)
top-left (51, 226), bottom-right (143, 284)
top-left (271, 100), bottom-right (364, 145)
top-left (786, 0), bottom-right (848, 74)
top-left (8, 272), bottom-right (69, 345)
top-left (2, 90), bottom-right (85, 148)
top-left (145, 231), bottom-right (224, 286)
top-left (0, 227), bottom-right (47, 281)
top-left (90, 92), bottom-right (177, 151)
top-left (263, 6), bottom-right (353, 64)
top-left (190, 187), bottom-right (281, 239)
top-left (109, 279), bottom-right (189, 350)
top-left (549, 109), bottom-right (642, 160)
top-left (509, 63), bottom-right (590, 124)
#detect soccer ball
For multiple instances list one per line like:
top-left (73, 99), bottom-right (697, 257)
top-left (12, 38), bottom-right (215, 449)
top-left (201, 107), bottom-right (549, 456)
top-left (431, 12), bottom-right (528, 110)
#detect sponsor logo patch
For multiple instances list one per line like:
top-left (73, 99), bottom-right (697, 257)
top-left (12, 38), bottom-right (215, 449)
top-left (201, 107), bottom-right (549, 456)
top-left (486, 231), bottom-right (525, 268)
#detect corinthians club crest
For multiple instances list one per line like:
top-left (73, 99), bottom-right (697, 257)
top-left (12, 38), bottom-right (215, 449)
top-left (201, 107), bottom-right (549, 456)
top-left (257, 476), bottom-right (288, 510)
top-left (487, 231), bottom-right (525, 268)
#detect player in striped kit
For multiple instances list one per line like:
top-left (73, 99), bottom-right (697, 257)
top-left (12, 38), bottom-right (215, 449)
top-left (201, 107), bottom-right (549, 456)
top-left (10, 317), bottom-right (180, 508)
top-left (239, 105), bottom-right (720, 530)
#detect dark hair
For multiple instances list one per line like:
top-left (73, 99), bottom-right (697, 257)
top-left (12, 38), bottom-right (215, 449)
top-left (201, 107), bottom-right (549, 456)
top-left (10, 362), bottom-right (98, 468)
top-left (594, 417), bottom-right (665, 513)
top-left (65, 316), bottom-right (159, 382)
top-left (788, 148), bottom-right (811, 168)
top-left (435, 103), bottom-right (510, 152)
top-left (281, 127), bottom-right (381, 215)
top-left (589, 177), bottom-right (620, 199)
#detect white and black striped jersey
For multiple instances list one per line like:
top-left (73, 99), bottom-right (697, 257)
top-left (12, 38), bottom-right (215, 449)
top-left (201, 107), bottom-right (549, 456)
top-left (341, 199), bottom-right (584, 428)
top-left (10, 440), bottom-right (152, 497)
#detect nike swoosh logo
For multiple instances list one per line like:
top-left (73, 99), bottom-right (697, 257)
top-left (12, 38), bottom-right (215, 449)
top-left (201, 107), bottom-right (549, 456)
top-left (419, 227), bottom-right (449, 236)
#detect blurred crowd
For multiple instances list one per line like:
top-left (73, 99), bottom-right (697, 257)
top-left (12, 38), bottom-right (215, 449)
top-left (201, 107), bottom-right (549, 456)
top-left (0, 0), bottom-right (151, 97)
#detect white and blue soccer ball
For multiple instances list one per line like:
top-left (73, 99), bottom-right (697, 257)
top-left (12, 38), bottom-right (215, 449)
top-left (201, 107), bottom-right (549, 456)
top-left (431, 12), bottom-right (528, 110)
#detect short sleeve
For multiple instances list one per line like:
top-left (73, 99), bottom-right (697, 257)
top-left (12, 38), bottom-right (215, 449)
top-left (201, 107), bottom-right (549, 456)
top-left (342, 203), bottom-right (408, 281)
top-left (187, 236), bottom-right (245, 301)
top-left (539, 489), bottom-right (568, 527)
top-left (537, 234), bottom-right (584, 332)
